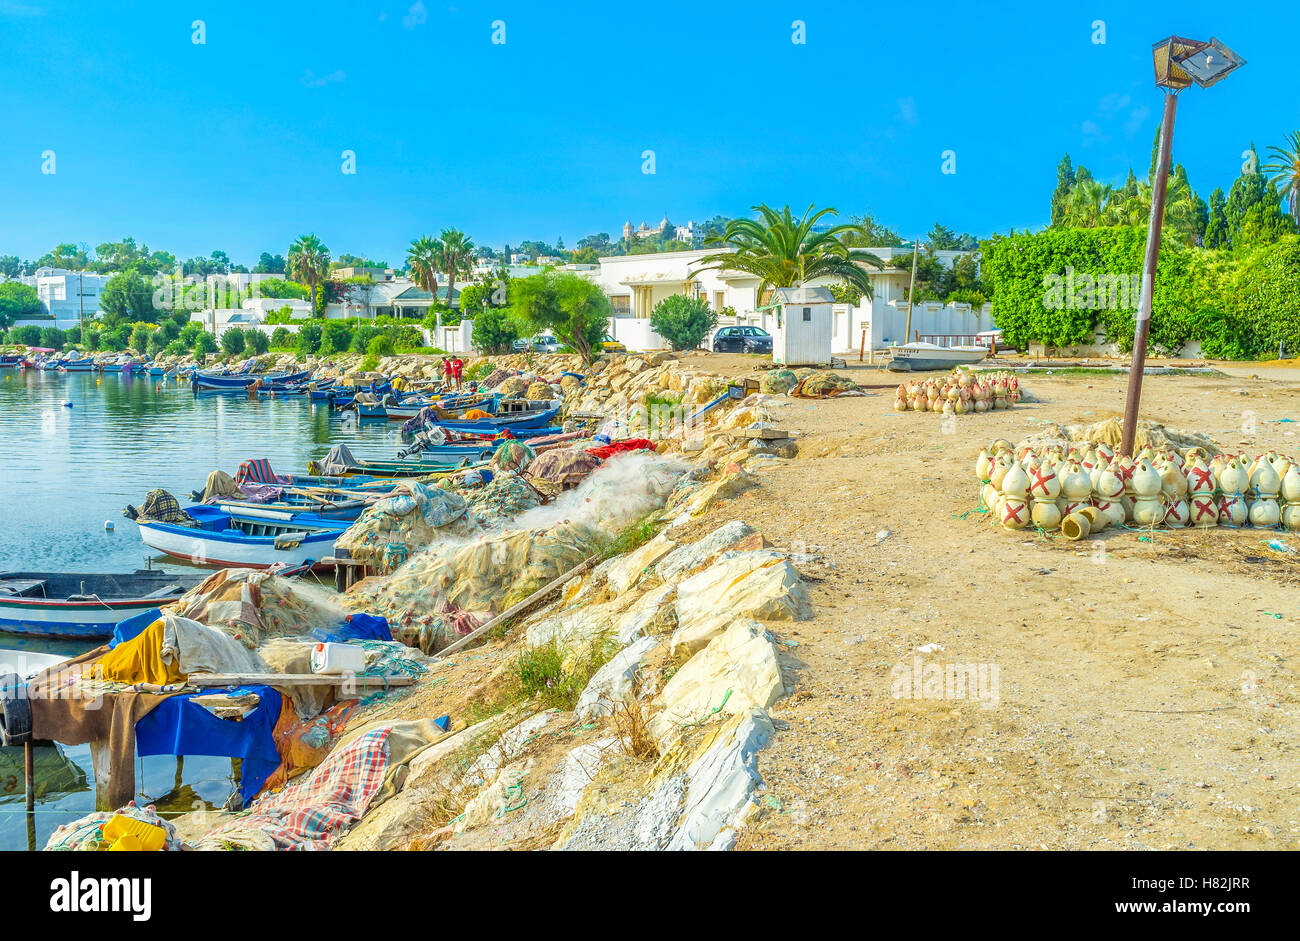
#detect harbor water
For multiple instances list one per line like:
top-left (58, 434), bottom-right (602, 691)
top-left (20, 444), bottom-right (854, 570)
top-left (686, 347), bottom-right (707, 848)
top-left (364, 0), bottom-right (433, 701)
top-left (0, 367), bottom-right (400, 849)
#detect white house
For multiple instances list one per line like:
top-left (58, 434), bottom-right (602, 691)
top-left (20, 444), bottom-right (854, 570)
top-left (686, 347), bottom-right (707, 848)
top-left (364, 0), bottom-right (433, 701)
top-left (24, 268), bottom-right (112, 327)
top-left (578, 246), bottom-right (991, 354)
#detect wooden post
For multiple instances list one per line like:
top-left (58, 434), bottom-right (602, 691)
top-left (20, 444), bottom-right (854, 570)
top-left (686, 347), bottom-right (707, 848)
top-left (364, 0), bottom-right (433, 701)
top-left (24, 741), bottom-right (34, 812)
top-left (89, 739), bottom-right (134, 812)
top-left (859, 327), bottom-right (866, 362)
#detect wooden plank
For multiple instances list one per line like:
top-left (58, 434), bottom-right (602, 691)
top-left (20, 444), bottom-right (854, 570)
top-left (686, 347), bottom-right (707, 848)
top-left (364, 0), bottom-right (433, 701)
top-left (188, 673), bottom-right (415, 688)
top-left (435, 555), bottom-right (598, 659)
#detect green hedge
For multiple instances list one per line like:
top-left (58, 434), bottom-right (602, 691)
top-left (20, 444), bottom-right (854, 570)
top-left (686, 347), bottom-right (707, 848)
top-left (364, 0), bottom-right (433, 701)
top-left (981, 228), bottom-right (1300, 358)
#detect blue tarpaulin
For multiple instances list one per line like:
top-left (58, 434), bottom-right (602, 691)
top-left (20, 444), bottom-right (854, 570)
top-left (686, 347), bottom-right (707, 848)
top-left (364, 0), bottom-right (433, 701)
top-left (110, 607), bottom-right (162, 649)
top-left (310, 612), bottom-right (393, 645)
top-left (134, 684), bottom-right (284, 803)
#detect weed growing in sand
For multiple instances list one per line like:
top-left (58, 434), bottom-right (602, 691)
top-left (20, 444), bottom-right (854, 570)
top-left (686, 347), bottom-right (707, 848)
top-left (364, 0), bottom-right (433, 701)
top-left (514, 633), bottom-right (620, 711)
top-left (599, 514), bottom-right (664, 561)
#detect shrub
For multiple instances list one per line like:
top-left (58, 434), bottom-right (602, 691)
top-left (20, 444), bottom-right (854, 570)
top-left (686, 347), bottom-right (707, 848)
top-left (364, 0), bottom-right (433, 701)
top-left (193, 331), bottom-right (218, 356)
top-left (164, 339), bottom-right (187, 356)
top-left (130, 324), bottom-right (152, 352)
top-left (269, 326), bottom-right (293, 349)
top-left (8, 325), bottom-right (41, 346)
top-left (245, 329), bottom-right (270, 355)
top-left (295, 321), bottom-right (322, 355)
top-left (219, 327), bottom-right (247, 355)
top-left (366, 334), bottom-right (395, 357)
top-left (319, 320), bottom-right (353, 355)
top-left (471, 308), bottom-right (519, 355)
top-left (650, 294), bottom-right (718, 350)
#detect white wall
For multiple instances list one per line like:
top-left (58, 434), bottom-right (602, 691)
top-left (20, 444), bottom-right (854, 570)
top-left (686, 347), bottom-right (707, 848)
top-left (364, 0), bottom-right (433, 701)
top-left (608, 317), bottom-right (669, 351)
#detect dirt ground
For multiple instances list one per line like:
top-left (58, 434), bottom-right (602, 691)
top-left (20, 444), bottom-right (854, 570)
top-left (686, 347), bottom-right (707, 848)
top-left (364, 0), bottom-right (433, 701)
top-left (685, 352), bottom-right (1300, 850)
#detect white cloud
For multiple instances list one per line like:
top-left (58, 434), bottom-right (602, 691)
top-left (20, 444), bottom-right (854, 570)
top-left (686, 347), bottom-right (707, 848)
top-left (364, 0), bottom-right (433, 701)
top-left (303, 69), bottom-right (346, 88)
top-left (402, 0), bottom-right (427, 29)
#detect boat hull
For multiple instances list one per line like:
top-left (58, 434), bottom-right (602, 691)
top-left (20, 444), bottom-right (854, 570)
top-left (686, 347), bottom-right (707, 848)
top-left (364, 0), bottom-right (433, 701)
top-left (887, 346), bottom-right (989, 372)
top-left (0, 571), bottom-right (203, 640)
top-left (136, 519), bottom-right (344, 570)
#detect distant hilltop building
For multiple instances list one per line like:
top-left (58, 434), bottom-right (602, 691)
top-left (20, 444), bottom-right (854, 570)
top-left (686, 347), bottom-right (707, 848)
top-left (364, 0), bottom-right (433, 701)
top-left (623, 215), bottom-right (673, 241)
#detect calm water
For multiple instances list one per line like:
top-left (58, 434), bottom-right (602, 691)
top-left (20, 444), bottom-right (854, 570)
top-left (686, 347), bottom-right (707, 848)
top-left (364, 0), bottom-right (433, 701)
top-left (0, 367), bottom-right (402, 849)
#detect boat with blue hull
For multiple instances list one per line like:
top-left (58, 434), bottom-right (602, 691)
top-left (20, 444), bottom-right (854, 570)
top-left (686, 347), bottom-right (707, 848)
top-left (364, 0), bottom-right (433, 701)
top-left (191, 369), bottom-right (312, 391)
top-left (0, 571), bottom-right (205, 640)
top-left (135, 504), bottom-right (350, 570)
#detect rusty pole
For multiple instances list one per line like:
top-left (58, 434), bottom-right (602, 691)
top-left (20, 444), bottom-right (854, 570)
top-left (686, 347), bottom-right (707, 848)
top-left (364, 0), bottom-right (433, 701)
top-left (1121, 90), bottom-right (1179, 457)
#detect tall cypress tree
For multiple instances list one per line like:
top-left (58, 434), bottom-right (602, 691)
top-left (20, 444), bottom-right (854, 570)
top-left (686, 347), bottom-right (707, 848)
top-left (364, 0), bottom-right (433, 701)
top-left (1050, 154), bottom-right (1074, 226)
top-left (1204, 188), bottom-right (1229, 249)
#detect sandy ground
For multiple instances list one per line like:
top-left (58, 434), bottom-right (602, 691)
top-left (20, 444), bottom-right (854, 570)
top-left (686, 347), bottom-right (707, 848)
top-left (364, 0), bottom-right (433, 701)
top-left (682, 353), bottom-right (1299, 850)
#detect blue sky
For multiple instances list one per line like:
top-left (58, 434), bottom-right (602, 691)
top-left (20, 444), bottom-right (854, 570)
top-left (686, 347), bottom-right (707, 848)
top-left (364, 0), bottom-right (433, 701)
top-left (1, 0), bottom-right (1294, 265)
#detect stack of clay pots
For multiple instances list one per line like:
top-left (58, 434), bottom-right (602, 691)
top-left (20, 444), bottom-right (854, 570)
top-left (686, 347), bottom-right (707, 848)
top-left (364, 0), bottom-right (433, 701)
top-left (975, 440), bottom-right (1300, 537)
top-left (894, 369), bottom-right (1023, 415)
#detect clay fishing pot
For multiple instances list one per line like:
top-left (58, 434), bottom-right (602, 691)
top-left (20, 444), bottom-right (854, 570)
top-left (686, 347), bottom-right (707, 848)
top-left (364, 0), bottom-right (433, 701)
top-left (1030, 498), bottom-right (1062, 531)
top-left (1000, 496), bottom-right (1029, 529)
top-left (1249, 497), bottom-right (1281, 528)
top-left (942, 399), bottom-right (955, 417)
top-left (1095, 442), bottom-right (1115, 465)
top-left (1251, 459), bottom-right (1281, 499)
top-left (1160, 461), bottom-right (1189, 499)
top-left (991, 439), bottom-right (1014, 454)
top-left (1163, 498), bottom-right (1190, 528)
top-left (1131, 497), bottom-right (1164, 527)
top-left (1131, 460), bottom-right (1162, 499)
top-left (1095, 497), bottom-right (1126, 529)
top-left (980, 483), bottom-right (999, 511)
top-left (1280, 464), bottom-right (1300, 504)
top-left (910, 393), bottom-right (925, 411)
top-left (1281, 503), bottom-right (1300, 532)
top-left (1184, 456), bottom-right (1214, 495)
top-left (894, 395), bottom-right (908, 412)
top-left (1095, 467), bottom-right (1124, 502)
top-left (1001, 462), bottom-right (1031, 499)
top-left (1027, 462), bottom-right (1061, 500)
top-left (1078, 505), bottom-right (1107, 533)
top-left (989, 454), bottom-right (1013, 490)
top-left (1217, 494), bottom-right (1246, 527)
top-left (1218, 457), bottom-right (1248, 497)
top-left (1060, 512), bottom-right (1091, 541)
top-left (1060, 462), bottom-right (1092, 501)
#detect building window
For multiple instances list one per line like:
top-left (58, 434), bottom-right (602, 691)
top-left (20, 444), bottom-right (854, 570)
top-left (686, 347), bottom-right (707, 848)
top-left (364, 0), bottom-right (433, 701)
top-left (802, 307), bottom-right (811, 322)
top-left (611, 295), bottom-right (631, 315)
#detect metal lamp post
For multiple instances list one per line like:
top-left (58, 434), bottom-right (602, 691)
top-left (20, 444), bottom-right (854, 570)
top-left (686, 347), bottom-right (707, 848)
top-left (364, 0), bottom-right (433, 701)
top-left (1120, 36), bottom-right (1245, 457)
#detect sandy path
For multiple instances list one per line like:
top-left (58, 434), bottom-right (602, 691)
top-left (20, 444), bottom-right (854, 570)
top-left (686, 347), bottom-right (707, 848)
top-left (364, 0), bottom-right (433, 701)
top-left (687, 361), bottom-right (1299, 850)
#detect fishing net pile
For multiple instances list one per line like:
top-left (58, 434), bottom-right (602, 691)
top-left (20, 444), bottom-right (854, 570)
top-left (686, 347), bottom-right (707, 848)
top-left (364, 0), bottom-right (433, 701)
top-left (759, 369), bottom-right (798, 394)
top-left (334, 480), bottom-right (474, 568)
top-left (527, 448), bottom-right (603, 489)
top-left (349, 453), bottom-right (687, 651)
top-left (462, 473), bottom-right (542, 526)
top-left (167, 569), bottom-right (351, 648)
top-left (1017, 417), bottom-right (1222, 457)
top-left (490, 440), bottom-right (535, 474)
top-left (793, 371), bottom-right (859, 398)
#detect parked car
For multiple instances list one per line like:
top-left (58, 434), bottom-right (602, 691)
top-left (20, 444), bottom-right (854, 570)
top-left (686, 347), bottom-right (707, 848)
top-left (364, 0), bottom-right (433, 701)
top-left (511, 338), bottom-right (529, 352)
top-left (712, 326), bottom-right (772, 354)
top-left (601, 334), bottom-right (626, 353)
top-left (530, 335), bottom-right (560, 354)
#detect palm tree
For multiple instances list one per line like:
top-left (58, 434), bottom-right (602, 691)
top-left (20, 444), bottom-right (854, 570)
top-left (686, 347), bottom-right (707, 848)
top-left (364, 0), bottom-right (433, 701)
top-left (1061, 179), bottom-right (1114, 227)
top-left (688, 204), bottom-right (883, 301)
top-left (287, 234), bottom-right (330, 313)
top-left (438, 228), bottom-right (476, 318)
top-left (1262, 132), bottom-right (1300, 225)
top-left (406, 235), bottom-right (442, 324)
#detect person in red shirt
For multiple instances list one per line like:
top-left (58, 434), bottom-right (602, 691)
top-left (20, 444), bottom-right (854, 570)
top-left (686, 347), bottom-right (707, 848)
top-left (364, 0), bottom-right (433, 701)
top-left (450, 356), bottom-right (464, 389)
top-left (440, 356), bottom-right (453, 389)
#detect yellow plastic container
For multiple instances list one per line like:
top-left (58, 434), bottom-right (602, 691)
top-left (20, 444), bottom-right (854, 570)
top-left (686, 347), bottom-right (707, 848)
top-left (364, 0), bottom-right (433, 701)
top-left (102, 814), bottom-right (167, 852)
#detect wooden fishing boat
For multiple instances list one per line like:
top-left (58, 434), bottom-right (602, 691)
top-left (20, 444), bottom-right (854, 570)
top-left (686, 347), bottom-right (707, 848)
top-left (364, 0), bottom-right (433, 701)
top-left (382, 392), bottom-right (499, 421)
top-left (0, 354), bottom-right (24, 369)
top-left (191, 369), bottom-right (312, 391)
top-left (59, 356), bottom-right (95, 372)
top-left (0, 571), bottom-right (205, 640)
top-left (135, 505), bottom-right (350, 571)
top-left (429, 405), bottom-right (561, 434)
top-left (887, 343), bottom-right (989, 372)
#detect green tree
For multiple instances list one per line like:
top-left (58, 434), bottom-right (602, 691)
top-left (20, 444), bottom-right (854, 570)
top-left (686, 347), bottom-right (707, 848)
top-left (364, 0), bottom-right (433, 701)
top-left (366, 333), bottom-right (395, 357)
top-left (193, 331), bottom-right (218, 357)
top-left (129, 324), bottom-right (152, 351)
top-left (470, 308), bottom-right (519, 354)
top-left (438, 228), bottom-right (475, 319)
top-left (318, 320), bottom-right (353, 355)
top-left (690, 204), bottom-right (884, 301)
top-left (0, 282), bottom-right (42, 329)
top-left (99, 271), bottom-right (159, 326)
top-left (406, 235), bottom-right (443, 321)
top-left (650, 294), bottom-right (718, 351)
top-left (254, 252), bottom-right (286, 274)
top-left (287, 234), bottom-right (331, 313)
top-left (1204, 188), bottom-right (1229, 249)
top-left (269, 326), bottom-right (293, 349)
top-left (245, 329), bottom-right (270, 355)
top-left (220, 327), bottom-right (247, 355)
top-left (1262, 131), bottom-right (1300, 226)
top-left (295, 321), bottom-right (323, 356)
top-left (1050, 154), bottom-right (1075, 226)
top-left (509, 272), bottom-right (610, 364)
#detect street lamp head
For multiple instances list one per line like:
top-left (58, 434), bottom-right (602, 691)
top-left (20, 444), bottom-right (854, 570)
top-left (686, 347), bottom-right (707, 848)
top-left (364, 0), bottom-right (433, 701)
top-left (1174, 37), bottom-right (1245, 88)
top-left (1152, 36), bottom-right (1206, 90)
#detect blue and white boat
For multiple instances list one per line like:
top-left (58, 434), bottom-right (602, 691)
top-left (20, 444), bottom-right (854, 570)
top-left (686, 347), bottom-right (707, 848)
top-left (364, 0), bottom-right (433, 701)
top-left (59, 355), bottom-right (95, 372)
top-left (135, 505), bottom-right (350, 570)
top-left (0, 571), bottom-right (204, 640)
top-left (191, 369), bottom-right (312, 392)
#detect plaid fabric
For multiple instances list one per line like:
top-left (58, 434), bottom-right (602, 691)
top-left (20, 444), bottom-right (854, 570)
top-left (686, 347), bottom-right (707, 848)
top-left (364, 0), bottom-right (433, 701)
top-left (203, 727), bottom-right (392, 850)
top-left (136, 489), bottom-right (194, 525)
top-left (236, 458), bottom-right (286, 485)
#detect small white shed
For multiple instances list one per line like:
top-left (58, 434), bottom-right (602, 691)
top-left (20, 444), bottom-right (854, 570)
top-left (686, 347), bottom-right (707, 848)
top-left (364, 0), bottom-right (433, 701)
top-left (769, 286), bottom-right (834, 365)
